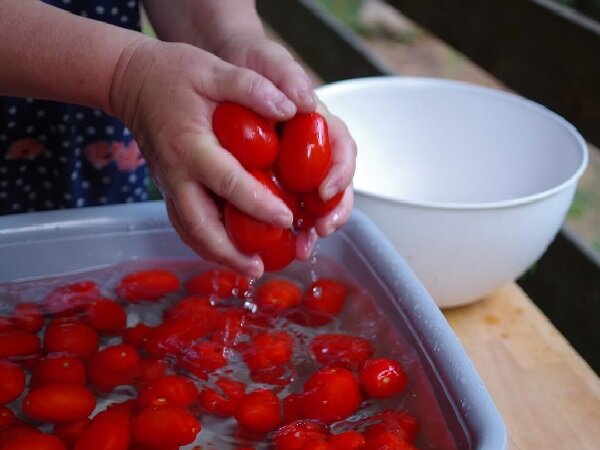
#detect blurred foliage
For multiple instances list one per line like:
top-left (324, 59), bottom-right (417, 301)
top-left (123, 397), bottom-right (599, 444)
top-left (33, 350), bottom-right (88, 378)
top-left (316, 0), bottom-right (363, 31)
top-left (568, 189), bottom-right (593, 219)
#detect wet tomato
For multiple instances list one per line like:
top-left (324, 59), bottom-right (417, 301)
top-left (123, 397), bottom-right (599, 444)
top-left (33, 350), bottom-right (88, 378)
top-left (137, 375), bottom-right (198, 409)
top-left (88, 345), bottom-right (141, 391)
top-left (362, 431), bottom-right (417, 450)
top-left (292, 279), bottom-right (347, 326)
top-left (184, 269), bottom-right (249, 299)
top-left (260, 229), bottom-right (297, 272)
top-left (212, 102), bottom-right (279, 170)
top-left (42, 281), bottom-right (99, 317)
top-left (328, 430), bottom-right (366, 449)
top-left (22, 384), bottom-right (96, 423)
top-left (121, 323), bottom-right (152, 348)
top-left (234, 389), bottom-right (282, 434)
top-left (0, 433), bottom-right (67, 450)
top-left (83, 299), bottom-right (126, 334)
top-left (273, 420), bottom-right (328, 450)
top-left (277, 113), bottom-right (332, 192)
top-left (362, 410), bottom-right (419, 443)
top-left (43, 321), bottom-right (98, 357)
top-left (143, 316), bottom-right (209, 358)
top-left (179, 340), bottom-right (227, 378)
top-left (73, 416), bottom-right (130, 450)
top-left (199, 377), bottom-right (246, 417)
top-left (282, 393), bottom-right (305, 423)
top-left (301, 190), bottom-right (344, 217)
top-left (164, 296), bottom-right (219, 332)
top-left (0, 407), bottom-right (16, 431)
top-left (359, 358), bottom-right (408, 399)
top-left (138, 358), bottom-right (169, 383)
top-left (302, 367), bottom-right (361, 424)
top-left (132, 406), bottom-right (201, 448)
top-left (31, 356), bottom-right (86, 388)
top-left (0, 330), bottom-right (40, 359)
top-left (0, 361), bottom-right (25, 405)
top-left (116, 270), bottom-right (180, 302)
top-left (224, 202), bottom-right (283, 254)
top-left (53, 418), bottom-right (90, 448)
top-left (11, 303), bottom-right (44, 333)
top-left (255, 279), bottom-right (302, 313)
top-left (310, 334), bottom-right (373, 370)
top-left (301, 442), bottom-right (335, 450)
top-left (241, 331), bottom-right (294, 372)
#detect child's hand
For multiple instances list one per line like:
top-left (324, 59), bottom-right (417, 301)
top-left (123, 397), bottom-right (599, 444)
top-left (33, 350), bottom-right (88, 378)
top-left (214, 35), bottom-right (357, 259)
top-left (109, 39), bottom-right (299, 278)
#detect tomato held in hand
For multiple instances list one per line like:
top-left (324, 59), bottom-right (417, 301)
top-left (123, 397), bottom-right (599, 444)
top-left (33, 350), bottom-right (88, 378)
top-left (234, 389), bottom-right (282, 434)
top-left (301, 190), bottom-right (344, 217)
top-left (0, 360), bottom-right (25, 405)
top-left (213, 102), bottom-right (279, 170)
top-left (224, 202), bottom-right (283, 254)
top-left (359, 358), bottom-right (407, 399)
top-left (116, 270), bottom-right (180, 302)
top-left (22, 384), bottom-right (96, 423)
top-left (260, 229), bottom-right (297, 272)
top-left (302, 367), bottom-right (361, 424)
top-left (277, 113), bottom-right (332, 193)
top-left (132, 406), bottom-right (201, 448)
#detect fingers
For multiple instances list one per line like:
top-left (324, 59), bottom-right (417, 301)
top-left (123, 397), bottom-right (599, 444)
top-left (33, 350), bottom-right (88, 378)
top-left (166, 186), bottom-right (264, 278)
top-left (244, 41), bottom-right (317, 114)
top-left (204, 60), bottom-right (297, 119)
top-left (314, 186), bottom-right (354, 238)
top-left (295, 228), bottom-right (319, 261)
top-left (319, 111), bottom-right (357, 201)
top-left (182, 133), bottom-right (293, 228)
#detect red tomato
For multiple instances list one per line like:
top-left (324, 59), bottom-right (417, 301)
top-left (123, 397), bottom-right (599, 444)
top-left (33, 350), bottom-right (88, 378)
top-left (132, 406), bottom-right (201, 448)
top-left (22, 384), bottom-right (96, 423)
top-left (260, 229), bottom-right (297, 272)
top-left (138, 358), bottom-right (169, 383)
top-left (301, 442), bottom-right (335, 450)
top-left (11, 303), bottom-right (44, 333)
top-left (293, 207), bottom-right (316, 231)
top-left (234, 389), bottom-right (281, 434)
top-left (0, 317), bottom-right (15, 333)
top-left (137, 375), bottom-right (198, 409)
top-left (44, 321), bottom-right (99, 357)
top-left (283, 393), bottom-right (305, 423)
top-left (53, 418), bottom-right (90, 448)
top-left (83, 299), bottom-right (126, 333)
top-left (0, 330), bottom-right (40, 359)
top-left (31, 356), bottom-right (86, 388)
top-left (255, 279), bottom-right (302, 313)
top-left (277, 113), bottom-right (332, 192)
top-left (224, 202), bottom-right (283, 254)
top-left (116, 270), bottom-right (180, 302)
top-left (302, 368), bottom-right (361, 424)
top-left (164, 296), bottom-right (219, 333)
top-left (179, 340), bottom-right (227, 378)
top-left (362, 431), bottom-right (417, 450)
top-left (1, 433), bottom-right (66, 450)
top-left (359, 359), bottom-right (407, 399)
top-left (212, 102), bottom-right (279, 170)
top-left (199, 377), bottom-right (246, 417)
top-left (121, 323), bottom-right (152, 348)
top-left (301, 190), bottom-right (344, 217)
top-left (184, 269), bottom-right (250, 299)
top-left (362, 410), bottom-right (419, 443)
top-left (73, 416), bottom-right (130, 450)
top-left (310, 334), bottom-right (373, 370)
top-left (0, 407), bottom-right (16, 431)
top-left (0, 360), bottom-right (25, 404)
top-left (328, 430), bottom-right (366, 449)
top-left (292, 279), bottom-right (347, 326)
top-left (0, 422), bottom-right (40, 447)
top-left (241, 331), bottom-right (294, 372)
top-left (273, 420), bottom-right (328, 450)
top-left (88, 344), bottom-right (141, 390)
top-left (43, 281), bottom-right (100, 316)
top-left (143, 316), bottom-right (209, 358)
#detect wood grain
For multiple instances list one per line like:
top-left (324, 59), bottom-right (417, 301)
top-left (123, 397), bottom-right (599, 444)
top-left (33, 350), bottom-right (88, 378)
top-left (444, 283), bottom-right (600, 450)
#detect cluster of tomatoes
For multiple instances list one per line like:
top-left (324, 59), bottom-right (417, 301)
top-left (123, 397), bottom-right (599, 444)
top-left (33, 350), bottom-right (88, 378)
top-left (213, 103), bottom-right (345, 271)
top-left (0, 267), bottom-right (419, 449)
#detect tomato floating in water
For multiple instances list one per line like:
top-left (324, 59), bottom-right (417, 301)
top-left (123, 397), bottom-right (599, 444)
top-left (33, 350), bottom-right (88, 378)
top-left (310, 334), bottom-right (373, 370)
top-left (22, 384), bottom-right (96, 423)
top-left (116, 269), bottom-right (180, 302)
top-left (273, 420), bottom-right (328, 450)
top-left (359, 358), bottom-right (408, 399)
top-left (184, 269), bottom-right (249, 299)
top-left (83, 298), bottom-right (126, 334)
top-left (88, 344), bottom-right (141, 391)
top-left (31, 356), bottom-right (86, 388)
top-left (131, 406), bottom-right (201, 448)
top-left (11, 303), bottom-right (45, 333)
top-left (43, 321), bottom-right (99, 357)
top-left (1, 432), bottom-right (67, 450)
top-left (137, 375), bottom-right (198, 409)
top-left (234, 389), bottom-right (282, 434)
top-left (255, 279), bottom-right (302, 313)
top-left (0, 360), bottom-right (26, 405)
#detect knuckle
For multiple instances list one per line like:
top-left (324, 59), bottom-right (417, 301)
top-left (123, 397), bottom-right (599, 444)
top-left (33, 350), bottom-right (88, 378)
top-left (217, 168), bottom-right (240, 199)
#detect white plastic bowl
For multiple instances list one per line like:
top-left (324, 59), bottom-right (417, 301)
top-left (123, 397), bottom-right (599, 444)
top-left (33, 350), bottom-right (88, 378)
top-left (316, 77), bottom-right (588, 308)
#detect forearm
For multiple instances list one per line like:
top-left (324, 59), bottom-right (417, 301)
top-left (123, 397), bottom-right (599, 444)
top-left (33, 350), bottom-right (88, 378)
top-left (142, 0), bottom-right (264, 52)
top-left (0, 0), bottom-right (148, 113)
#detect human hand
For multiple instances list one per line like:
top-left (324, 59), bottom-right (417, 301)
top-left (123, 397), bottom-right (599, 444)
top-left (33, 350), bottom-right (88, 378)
top-left (214, 34), bottom-right (357, 259)
top-left (109, 39), bottom-right (300, 278)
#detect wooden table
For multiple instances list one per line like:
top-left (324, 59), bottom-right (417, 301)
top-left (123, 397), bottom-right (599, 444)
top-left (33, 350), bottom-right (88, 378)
top-left (444, 284), bottom-right (600, 450)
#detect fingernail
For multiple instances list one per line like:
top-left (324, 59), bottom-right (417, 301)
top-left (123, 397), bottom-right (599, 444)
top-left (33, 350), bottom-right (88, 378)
top-left (275, 211), bottom-right (293, 228)
top-left (325, 212), bottom-right (341, 235)
top-left (321, 183), bottom-right (338, 201)
top-left (246, 256), bottom-right (263, 279)
top-left (274, 96), bottom-right (296, 117)
top-left (296, 89), bottom-right (317, 108)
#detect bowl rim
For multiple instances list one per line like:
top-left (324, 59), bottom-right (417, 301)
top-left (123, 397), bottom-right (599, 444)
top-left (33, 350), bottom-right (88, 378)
top-left (316, 76), bottom-right (589, 211)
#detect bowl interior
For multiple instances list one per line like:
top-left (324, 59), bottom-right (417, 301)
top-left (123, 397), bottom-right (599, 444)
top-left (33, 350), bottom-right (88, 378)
top-left (317, 78), bottom-right (587, 207)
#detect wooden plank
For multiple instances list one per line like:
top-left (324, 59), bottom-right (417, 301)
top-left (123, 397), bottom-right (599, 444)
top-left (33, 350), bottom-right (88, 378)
top-left (257, 0), bottom-right (393, 81)
top-left (519, 226), bottom-right (600, 374)
top-left (445, 283), bottom-right (600, 450)
top-left (384, 0), bottom-right (600, 149)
